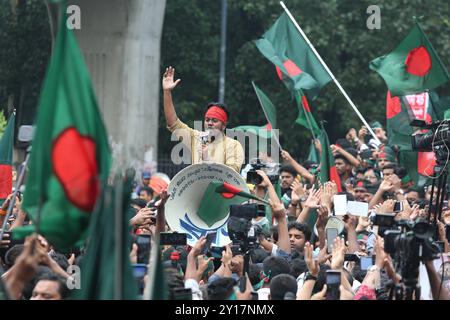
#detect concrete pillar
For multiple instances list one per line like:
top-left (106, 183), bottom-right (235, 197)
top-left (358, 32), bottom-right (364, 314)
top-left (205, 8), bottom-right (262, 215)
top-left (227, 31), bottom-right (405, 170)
top-left (65, 0), bottom-right (166, 175)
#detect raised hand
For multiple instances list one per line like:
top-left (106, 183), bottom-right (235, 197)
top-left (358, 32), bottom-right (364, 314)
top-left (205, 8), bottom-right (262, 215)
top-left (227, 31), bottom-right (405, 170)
top-left (162, 66), bottom-right (181, 91)
top-left (304, 187), bottom-right (321, 209)
top-left (378, 199), bottom-right (395, 214)
top-left (304, 242), bottom-right (319, 277)
top-left (316, 205), bottom-right (330, 231)
top-left (269, 199), bottom-right (286, 221)
top-left (281, 150), bottom-right (293, 163)
top-left (321, 182), bottom-right (334, 209)
top-left (331, 237), bottom-right (346, 270)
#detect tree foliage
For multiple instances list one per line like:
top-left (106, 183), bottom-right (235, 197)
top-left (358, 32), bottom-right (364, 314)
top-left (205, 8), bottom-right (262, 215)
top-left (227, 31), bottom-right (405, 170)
top-left (159, 0), bottom-right (450, 161)
top-left (0, 0), bottom-right (51, 134)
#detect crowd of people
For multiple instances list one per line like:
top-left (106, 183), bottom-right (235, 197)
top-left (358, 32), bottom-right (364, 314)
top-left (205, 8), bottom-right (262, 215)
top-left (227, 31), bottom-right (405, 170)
top-left (0, 66), bottom-right (448, 301)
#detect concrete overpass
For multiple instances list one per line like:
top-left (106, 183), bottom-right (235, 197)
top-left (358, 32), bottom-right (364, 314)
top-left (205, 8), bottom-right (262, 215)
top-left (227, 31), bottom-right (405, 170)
top-left (49, 0), bottom-right (166, 175)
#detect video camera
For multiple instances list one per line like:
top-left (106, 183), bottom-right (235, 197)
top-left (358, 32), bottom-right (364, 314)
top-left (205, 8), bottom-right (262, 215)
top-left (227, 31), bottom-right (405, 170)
top-left (411, 120), bottom-right (450, 163)
top-left (246, 158), bottom-right (279, 185)
top-left (382, 219), bottom-right (440, 296)
top-left (227, 203), bottom-right (265, 256)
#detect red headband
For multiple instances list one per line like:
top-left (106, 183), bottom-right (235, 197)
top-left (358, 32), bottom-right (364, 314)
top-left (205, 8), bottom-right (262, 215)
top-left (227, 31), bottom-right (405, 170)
top-left (205, 106), bottom-right (228, 123)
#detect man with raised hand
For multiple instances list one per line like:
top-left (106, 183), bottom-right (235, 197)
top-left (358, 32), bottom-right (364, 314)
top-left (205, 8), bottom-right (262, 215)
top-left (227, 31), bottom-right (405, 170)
top-left (162, 66), bottom-right (244, 172)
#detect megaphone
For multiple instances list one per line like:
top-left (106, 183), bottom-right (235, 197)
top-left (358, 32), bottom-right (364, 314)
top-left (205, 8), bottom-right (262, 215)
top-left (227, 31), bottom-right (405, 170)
top-left (314, 215), bottom-right (345, 237)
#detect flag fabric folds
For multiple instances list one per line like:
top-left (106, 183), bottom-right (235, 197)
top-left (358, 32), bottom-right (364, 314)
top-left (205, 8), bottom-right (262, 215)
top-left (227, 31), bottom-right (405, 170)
top-left (255, 12), bottom-right (331, 100)
top-left (16, 8), bottom-right (111, 250)
top-left (370, 21), bottom-right (450, 96)
top-left (73, 176), bottom-right (138, 300)
top-left (294, 89), bottom-right (320, 136)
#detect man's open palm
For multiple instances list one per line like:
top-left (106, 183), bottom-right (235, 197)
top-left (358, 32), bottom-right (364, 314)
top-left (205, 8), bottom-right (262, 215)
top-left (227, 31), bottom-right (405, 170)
top-left (162, 66), bottom-right (181, 90)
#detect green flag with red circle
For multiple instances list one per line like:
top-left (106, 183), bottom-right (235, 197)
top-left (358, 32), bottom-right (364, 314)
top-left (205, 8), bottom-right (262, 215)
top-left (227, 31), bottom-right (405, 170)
top-left (255, 12), bottom-right (332, 100)
top-left (370, 21), bottom-right (450, 97)
top-left (197, 182), bottom-right (268, 227)
top-left (15, 8), bottom-right (111, 250)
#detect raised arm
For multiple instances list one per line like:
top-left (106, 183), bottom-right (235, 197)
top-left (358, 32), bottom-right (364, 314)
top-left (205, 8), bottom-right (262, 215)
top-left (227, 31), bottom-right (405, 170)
top-left (281, 150), bottom-right (315, 184)
top-left (162, 66), bottom-right (181, 128)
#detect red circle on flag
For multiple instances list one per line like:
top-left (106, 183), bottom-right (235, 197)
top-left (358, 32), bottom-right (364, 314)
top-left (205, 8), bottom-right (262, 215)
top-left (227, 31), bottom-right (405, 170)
top-left (405, 46), bottom-right (432, 76)
top-left (52, 127), bottom-right (99, 212)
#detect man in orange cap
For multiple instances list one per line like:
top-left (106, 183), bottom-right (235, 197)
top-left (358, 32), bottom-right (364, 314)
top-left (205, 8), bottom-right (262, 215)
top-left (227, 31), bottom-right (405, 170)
top-left (162, 66), bottom-right (244, 172)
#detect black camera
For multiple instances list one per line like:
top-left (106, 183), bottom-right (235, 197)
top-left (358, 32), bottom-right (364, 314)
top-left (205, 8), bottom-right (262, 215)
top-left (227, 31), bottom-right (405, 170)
top-left (230, 203), bottom-right (266, 219)
top-left (411, 120), bottom-right (450, 164)
top-left (227, 204), bottom-right (265, 257)
top-left (371, 213), bottom-right (396, 227)
top-left (246, 159), bottom-right (279, 185)
top-left (160, 232), bottom-right (187, 246)
top-left (384, 220), bottom-right (440, 290)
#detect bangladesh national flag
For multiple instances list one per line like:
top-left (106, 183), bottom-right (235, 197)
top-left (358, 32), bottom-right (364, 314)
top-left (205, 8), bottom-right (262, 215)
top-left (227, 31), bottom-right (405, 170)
top-left (294, 89), bottom-right (321, 136)
top-left (15, 8), bottom-right (111, 250)
top-left (370, 21), bottom-right (450, 97)
top-left (307, 140), bottom-right (319, 164)
top-left (0, 112), bottom-right (15, 202)
top-left (255, 12), bottom-right (332, 100)
top-left (197, 182), bottom-right (267, 227)
top-left (74, 176), bottom-right (138, 300)
top-left (385, 91), bottom-right (439, 186)
top-left (318, 126), bottom-right (342, 192)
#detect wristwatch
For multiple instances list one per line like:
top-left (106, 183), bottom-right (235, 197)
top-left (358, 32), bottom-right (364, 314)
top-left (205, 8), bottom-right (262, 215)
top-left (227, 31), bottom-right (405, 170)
top-left (304, 272), bottom-right (318, 282)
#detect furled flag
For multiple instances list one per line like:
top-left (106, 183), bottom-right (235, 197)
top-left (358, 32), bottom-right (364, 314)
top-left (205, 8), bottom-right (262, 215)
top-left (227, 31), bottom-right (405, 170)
top-left (370, 20), bottom-right (450, 96)
top-left (0, 112), bottom-right (15, 203)
top-left (385, 90), bottom-right (441, 186)
top-left (196, 182), bottom-right (268, 227)
top-left (294, 89), bottom-right (321, 136)
top-left (255, 12), bottom-right (332, 100)
top-left (15, 7), bottom-right (111, 250)
top-left (318, 126), bottom-right (342, 192)
top-left (74, 176), bottom-right (138, 300)
top-left (234, 82), bottom-right (277, 139)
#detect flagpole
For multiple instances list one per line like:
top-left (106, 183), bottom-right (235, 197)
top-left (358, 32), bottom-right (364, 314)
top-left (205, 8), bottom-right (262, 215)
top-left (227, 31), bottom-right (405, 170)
top-left (279, 1), bottom-right (381, 145)
top-left (251, 81), bottom-right (283, 151)
top-left (143, 234), bottom-right (159, 300)
top-left (114, 176), bottom-right (123, 300)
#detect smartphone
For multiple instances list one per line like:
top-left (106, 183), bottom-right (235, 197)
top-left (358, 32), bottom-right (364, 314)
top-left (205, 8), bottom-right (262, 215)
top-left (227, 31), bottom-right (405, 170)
top-left (326, 228), bottom-right (339, 254)
top-left (160, 232), bottom-right (187, 246)
top-left (446, 225), bottom-right (450, 243)
top-left (344, 253), bottom-right (359, 262)
top-left (326, 270), bottom-right (341, 300)
top-left (136, 234), bottom-right (151, 264)
top-left (372, 213), bottom-right (396, 227)
top-left (202, 231), bottom-right (217, 255)
top-left (131, 263), bottom-right (148, 295)
top-left (360, 256), bottom-right (374, 270)
top-left (393, 201), bottom-right (403, 213)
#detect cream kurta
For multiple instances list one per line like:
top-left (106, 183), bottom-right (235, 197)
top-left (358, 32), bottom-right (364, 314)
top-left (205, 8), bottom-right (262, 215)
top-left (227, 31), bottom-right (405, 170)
top-left (168, 118), bottom-right (244, 173)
